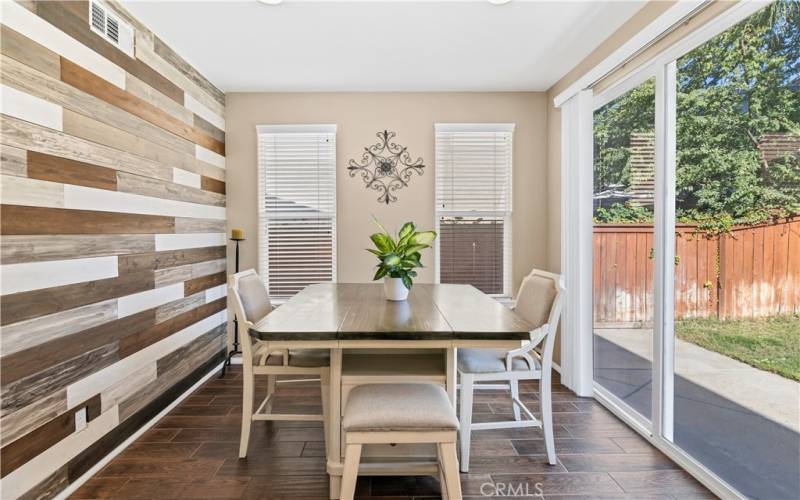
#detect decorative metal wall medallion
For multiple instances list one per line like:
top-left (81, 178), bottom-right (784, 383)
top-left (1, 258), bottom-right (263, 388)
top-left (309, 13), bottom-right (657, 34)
top-left (347, 130), bottom-right (425, 204)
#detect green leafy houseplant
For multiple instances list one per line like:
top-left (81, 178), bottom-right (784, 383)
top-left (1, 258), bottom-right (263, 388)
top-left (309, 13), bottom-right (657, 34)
top-left (367, 218), bottom-right (436, 290)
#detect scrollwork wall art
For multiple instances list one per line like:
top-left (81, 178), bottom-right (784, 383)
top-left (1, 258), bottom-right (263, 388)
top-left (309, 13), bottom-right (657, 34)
top-left (347, 130), bottom-right (425, 204)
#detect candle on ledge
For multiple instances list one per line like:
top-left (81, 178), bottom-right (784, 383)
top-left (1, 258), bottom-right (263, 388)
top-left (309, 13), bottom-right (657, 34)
top-left (231, 228), bottom-right (245, 241)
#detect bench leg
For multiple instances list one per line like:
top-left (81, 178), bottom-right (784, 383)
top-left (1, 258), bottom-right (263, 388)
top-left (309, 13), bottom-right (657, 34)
top-left (340, 443), bottom-right (362, 500)
top-left (510, 379), bottom-right (522, 421)
top-left (439, 441), bottom-right (462, 499)
top-left (438, 454), bottom-right (449, 499)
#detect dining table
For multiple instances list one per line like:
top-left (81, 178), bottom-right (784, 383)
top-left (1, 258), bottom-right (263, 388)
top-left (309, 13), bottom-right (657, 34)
top-left (250, 282), bottom-right (535, 499)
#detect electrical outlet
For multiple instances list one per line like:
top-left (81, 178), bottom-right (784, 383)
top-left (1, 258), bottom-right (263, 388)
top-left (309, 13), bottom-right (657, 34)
top-left (75, 407), bottom-right (88, 432)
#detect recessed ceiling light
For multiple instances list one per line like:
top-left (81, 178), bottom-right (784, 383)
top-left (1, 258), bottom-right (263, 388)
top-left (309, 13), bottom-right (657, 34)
top-left (487, 0), bottom-right (512, 5)
top-left (257, 0), bottom-right (283, 5)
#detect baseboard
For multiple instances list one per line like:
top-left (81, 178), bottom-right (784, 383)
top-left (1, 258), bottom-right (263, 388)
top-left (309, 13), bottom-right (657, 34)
top-left (552, 361), bottom-right (562, 374)
top-left (55, 357), bottom-right (224, 499)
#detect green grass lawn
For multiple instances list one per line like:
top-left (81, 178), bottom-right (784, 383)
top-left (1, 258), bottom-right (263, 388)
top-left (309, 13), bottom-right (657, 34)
top-left (676, 315), bottom-right (800, 382)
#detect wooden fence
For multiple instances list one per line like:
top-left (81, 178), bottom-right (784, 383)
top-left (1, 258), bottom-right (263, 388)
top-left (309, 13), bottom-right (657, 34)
top-left (593, 218), bottom-right (800, 325)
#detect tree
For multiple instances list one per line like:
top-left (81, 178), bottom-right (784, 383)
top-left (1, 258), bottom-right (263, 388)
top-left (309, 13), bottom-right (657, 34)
top-left (593, 0), bottom-right (800, 230)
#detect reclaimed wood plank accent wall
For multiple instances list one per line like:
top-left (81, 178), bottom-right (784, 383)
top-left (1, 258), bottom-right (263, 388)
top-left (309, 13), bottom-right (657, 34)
top-left (0, 1), bottom-right (227, 497)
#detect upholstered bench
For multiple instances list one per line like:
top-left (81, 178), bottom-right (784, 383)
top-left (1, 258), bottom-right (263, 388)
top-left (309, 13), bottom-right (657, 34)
top-left (339, 383), bottom-right (462, 500)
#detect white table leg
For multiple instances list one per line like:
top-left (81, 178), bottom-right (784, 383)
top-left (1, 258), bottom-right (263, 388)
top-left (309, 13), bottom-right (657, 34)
top-left (328, 348), bottom-right (343, 499)
top-left (446, 347), bottom-right (457, 408)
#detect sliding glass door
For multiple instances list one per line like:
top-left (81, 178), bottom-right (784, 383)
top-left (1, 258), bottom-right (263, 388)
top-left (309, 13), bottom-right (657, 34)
top-left (589, 2), bottom-right (799, 498)
top-left (592, 75), bottom-right (656, 426)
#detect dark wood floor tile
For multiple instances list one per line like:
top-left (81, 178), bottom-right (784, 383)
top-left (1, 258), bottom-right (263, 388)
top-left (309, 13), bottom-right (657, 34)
top-left (117, 442), bottom-right (201, 460)
top-left (68, 476), bottom-right (129, 499)
top-left (368, 475), bottom-right (441, 497)
top-left (470, 424), bottom-right (572, 441)
top-left (107, 477), bottom-right (249, 499)
top-left (513, 437), bottom-right (625, 456)
top-left (155, 415), bottom-right (241, 429)
top-left (562, 423), bottom-right (639, 439)
top-left (559, 453), bottom-right (679, 473)
top-left (488, 402), bottom-right (579, 414)
top-left (98, 458), bottom-right (223, 478)
top-left (242, 474), bottom-right (330, 499)
top-left (172, 427), bottom-right (241, 443)
top-left (184, 395), bottom-right (215, 405)
top-left (469, 439), bottom-right (518, 457)
top-left (458, 474), bottom-right (495, 496)
top-left (609, 470), bottom-right (712, 496)
top-left (301, 441), bottom-right (326, 457)
top-left (169, 404), bottom-right (235, 416)
top-left (612, 435), bottom-right (655, 453)
top-left (468, 456), bottom-right (566, 474)
top-left (273, 427), bottom-right (325, 442)
top-left (216, 456), bottom-right (326, 476)
top-left (139, 428), bottom-right (181, 443)
top-left (194, 441), bottom-right (304, 459)
top-left (489, 472), bottom-right (624, 496)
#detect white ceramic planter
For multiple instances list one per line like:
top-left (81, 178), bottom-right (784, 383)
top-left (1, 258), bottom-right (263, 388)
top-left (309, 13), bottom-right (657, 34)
top-left (383, 277), bottom-right (409, 301)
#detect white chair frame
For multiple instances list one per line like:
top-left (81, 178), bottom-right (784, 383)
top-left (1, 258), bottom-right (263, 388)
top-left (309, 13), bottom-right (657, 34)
top-left (229, 270), bottom-right (330, 459)
top-left (458, 269), bottom-right (566, 471)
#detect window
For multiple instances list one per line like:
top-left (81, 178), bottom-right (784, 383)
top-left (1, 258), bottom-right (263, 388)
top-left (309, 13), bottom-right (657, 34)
top-left (257, 125), bottom-right (337, 301)
top-left (435, 123), bottom-right (514, 296)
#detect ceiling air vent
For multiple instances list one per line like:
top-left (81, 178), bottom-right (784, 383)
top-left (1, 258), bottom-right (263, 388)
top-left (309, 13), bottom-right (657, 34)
top-left (89, 0), bottom-right (134, 57)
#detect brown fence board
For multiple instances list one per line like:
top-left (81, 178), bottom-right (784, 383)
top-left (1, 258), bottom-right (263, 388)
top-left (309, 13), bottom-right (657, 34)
top-left (593, 217), bottom-right (799, 323)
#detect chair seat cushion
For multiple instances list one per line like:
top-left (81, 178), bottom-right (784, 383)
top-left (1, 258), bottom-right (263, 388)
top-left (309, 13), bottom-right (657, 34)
top-left (457, 349), bottom-right (540, 374)
top-left (343, 384), bottom-right (459, 432)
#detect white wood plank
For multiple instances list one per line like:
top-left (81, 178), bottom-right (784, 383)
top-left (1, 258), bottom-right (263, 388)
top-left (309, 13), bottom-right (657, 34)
top-left (0, 84), bottom-right (63, 130)
top-left (117, 282), bottom-right (184, 318)
top-left (1, 299), bottom-right (117, 356)
top-left (154, 233), bottom-right (226, 251)
top-left (63, 184), bottom-right (226, 220)
top-left (184, 93), bottom-right (225, 131)
top-left (205, 284), bottom-right (227, 303)
top-left (0, 1), bottom-right (126, 89)
top-left (0, 406), bottom-right (119, 499)
top-left (0, 256), bottom-right (118, 295)
top-left (66, 310), bottom-right (227, 408)
top-left (172, 167), bottom-right (201, 189)
top-left (0, 174), bottom-right (64, 208)
top-left (195, 144), bottom-right (225, 169)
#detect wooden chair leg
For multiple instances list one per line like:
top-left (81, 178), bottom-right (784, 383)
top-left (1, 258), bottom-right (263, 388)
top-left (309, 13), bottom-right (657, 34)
top-left (510, 379), bottom-right (522, 421)
top-left (458, 374), bottom-right (473, 472)
top-left (439, 441), bottom-right (462, 499)
top-left (239, 370), bottom-right (254, 458)
top-left (340, 443), bottom-right (362, 500)
top-left (540, 375), bottom-right (556, 465)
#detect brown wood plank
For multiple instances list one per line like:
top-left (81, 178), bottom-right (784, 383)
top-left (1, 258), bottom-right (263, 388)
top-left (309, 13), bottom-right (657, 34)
top-left (200, 176), bottom-right (225, 195)
top-left (27, 151), bottom-right (118, 191)
top-left (0, 270), bottom-right (154, 326)
top-left (0, 395), bottom-right (100, 477)
top-left (35, 1), bottom-right (184, 104)
top-left (1, 234), bottom-right (155, 265)
top-left (117, 246), bottom-right (226, 274)
top-left (183, 272), bottom-right (227, 297)
top-left (0, 205), bottom-right (174, 235)
top-left (118, 299), bottom-right (226, 358)
top-left (116, 172), bottom-right (225, 207)
top-left (0, 25), bottom-right (60, 79)
top-left (1, 309), bottom-right (156, 385)
top-left (193, 114), bottom-right (225, 143)
top-left (60, 58), bottom-right (224, 155)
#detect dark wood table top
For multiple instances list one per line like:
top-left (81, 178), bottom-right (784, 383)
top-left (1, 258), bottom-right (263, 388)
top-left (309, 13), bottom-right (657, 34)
top-left (250, 283), bottom-right (534, 341)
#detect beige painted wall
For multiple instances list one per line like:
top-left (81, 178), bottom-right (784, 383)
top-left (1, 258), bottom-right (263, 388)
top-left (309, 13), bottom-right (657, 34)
top-left (225, 92), bottom-right (548, 301)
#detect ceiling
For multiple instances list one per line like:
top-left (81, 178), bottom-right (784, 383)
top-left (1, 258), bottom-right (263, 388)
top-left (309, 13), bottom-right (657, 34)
top-left (123, 0), bottom-right (645, 93)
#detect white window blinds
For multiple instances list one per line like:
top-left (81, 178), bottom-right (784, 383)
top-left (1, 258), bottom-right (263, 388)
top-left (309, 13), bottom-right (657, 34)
top-left (435, 123), bottom-right (514, 296)
top-left (257, 125), bottom-right (337, 301)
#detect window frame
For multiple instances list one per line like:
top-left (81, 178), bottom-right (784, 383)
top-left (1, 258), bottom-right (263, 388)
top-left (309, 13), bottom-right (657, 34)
top-left (434, 123), bottom-right (515, 298)
top-left (256, 124), bottom-right (337, 303)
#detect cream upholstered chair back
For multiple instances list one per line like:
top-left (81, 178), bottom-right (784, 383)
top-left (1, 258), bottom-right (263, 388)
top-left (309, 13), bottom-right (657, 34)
top-left (228, 269), bottom-right (273, 363)
top-left (512, 269), bottom-right (565, 373)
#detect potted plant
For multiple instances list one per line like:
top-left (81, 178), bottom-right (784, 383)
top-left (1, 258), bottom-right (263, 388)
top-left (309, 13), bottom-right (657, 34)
top-left (367, 217), bottom-right (436, 301)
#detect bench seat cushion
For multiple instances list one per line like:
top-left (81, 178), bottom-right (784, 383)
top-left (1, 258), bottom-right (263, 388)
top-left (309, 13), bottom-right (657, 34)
top-left (343, 384), bottom-right (459, 432)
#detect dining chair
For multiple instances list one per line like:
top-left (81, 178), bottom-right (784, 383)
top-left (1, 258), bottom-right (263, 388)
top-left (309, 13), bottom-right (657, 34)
top-left (228, 269), bottom-right (331, 458)
top-left (457, 269), bottom-right (565, 471)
